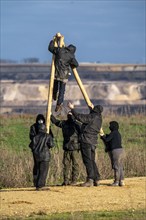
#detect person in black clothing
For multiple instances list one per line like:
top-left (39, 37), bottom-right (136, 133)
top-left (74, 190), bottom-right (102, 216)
top-left (29, 114), bottom-right (53, 187)
top-left (100, 121), bottom-right (125, 186)
top-left (51, 112), bottom-right (81, 186)
top-left (29, 114), bottom-right (46, 141)
top-left (29, 123), bottom-right (54, 190)
top-left (48, 34), bottom-right (79, 112)
top-left (68, 102), bottom-right (103, 187)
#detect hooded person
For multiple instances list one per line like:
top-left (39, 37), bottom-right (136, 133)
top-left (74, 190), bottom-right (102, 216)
top-left (29, 114), bottom-right (54, 187)
top-left (51, 112), bottom-right (81, 186)
top-left (68, 102), bottom-right (103, 187)
top-left (48, 36), bottom-right (79, 112)
top-left (29, 114), bottom-right (46, 141)
top-left (29, 123), bottom-right (54, 190)
top-left (100, 121), bottom-right (125, 186)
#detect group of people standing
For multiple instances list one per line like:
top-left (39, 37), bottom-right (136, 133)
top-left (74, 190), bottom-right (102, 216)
top-left (29, 104), bottom-right (124, 191)
top-left (28, 34), bottom-right (125, 191)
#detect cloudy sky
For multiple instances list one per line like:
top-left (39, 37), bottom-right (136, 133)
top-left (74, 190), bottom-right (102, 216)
top-left (1, 0), bottom-right (145, 63)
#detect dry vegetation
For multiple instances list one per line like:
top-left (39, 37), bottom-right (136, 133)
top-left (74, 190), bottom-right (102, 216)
top-left (0, 113), bottom-right (145, 188)
top-left (0, 146), bottom-right (145, 188)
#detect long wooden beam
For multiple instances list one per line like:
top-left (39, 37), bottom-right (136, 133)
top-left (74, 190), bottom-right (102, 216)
top-left (46, 35), bottom-right (59, 133)
top-left (46, 33), bottom-right (64, 133)
top-left (46, 54), bottom-right (55, 133)
top-left (72, 67), bottom-right (104, 135)
top-left (72, 67), bottom-right (93, 108)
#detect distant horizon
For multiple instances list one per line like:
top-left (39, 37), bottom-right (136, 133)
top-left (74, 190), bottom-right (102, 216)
top-left (0, 59), bottom-right (145, 65)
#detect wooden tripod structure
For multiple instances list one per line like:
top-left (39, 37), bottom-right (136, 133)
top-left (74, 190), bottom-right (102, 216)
top-left (46, 33), bottom-right (65, 133)
top-left (46, 33), bottom-right (103, 135)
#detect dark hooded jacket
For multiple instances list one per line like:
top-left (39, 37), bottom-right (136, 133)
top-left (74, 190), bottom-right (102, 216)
top-left (101, 121), bottom-right (122, 152)
top-left (29, 124), bottom-right (54, 161)
top-left (71, 105), bottom-right (103, 146)
top-left (51, 114), bottom-right (81, 151)
top-left (29, 114), bottom-right (45, 141)
top-left (29, 114), bottom-right (53, 141)
top-left (48, 40), bottom-right (79, 81)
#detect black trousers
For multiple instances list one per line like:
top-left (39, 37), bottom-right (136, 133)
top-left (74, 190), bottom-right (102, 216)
top-left (81, 143), bottom-right (100, 181)
top-left (53, 79), bottom-right (66, 105)
top-left (32, 154), bottom-right (38, 186)
top-left (32, 154), bottom-right (49, 188)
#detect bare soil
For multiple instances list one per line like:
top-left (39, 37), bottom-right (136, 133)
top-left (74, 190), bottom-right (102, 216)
top-left (0, 177), bottom-right (145, 219)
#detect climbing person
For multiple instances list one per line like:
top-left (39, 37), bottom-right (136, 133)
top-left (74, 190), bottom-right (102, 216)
top-left (29, 114), bottom-right (53, 187)
top-left (100, 121), bottom-right (125, 186)
top-left (48, 33), bottom-right (79, 112)
top-left (29, 123), bottom-right (54, 190)
top-left (68, 102), bottom-right (103, 187)
top-left (51, 111), bottom-right (81, 186)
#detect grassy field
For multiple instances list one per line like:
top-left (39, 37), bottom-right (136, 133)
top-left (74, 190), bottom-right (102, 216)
top-left (1, 114), bottom-right (145, 151)
top-left (1, 210), bottom-right (145, 220)
top-left (0, 114), bottom-right (145, 187)
top-left (0, 114), bottom-right (145, 220)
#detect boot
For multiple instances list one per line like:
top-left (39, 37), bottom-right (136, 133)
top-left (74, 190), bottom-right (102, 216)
top-left (110, 181), bottom-right (119, 186)
top-left (70, 181), bottom-right (77, 186)
top-left (80, 179), bottom-right (94, 187)
top-left (119, 180), bottom-right (125, 187)
top-left (94, 180), bottom-right (100, 186)
top-left (55, 104), bottom-right (62, 112)
top-left (61, 180), bottom-right (69, 186)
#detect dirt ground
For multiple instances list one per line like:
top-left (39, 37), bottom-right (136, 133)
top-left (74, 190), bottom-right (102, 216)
top-left (0, 177), bottom-right (145, 219)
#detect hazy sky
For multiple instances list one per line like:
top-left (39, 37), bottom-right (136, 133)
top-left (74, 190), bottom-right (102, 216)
top-left (1, 0), bottom-right (145, 63)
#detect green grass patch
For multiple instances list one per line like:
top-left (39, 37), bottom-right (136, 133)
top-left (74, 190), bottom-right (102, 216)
top-left (2, 209), bottom-right (146, 220)
top-left (0, 116), bottom-right (33, 152)
top-left (1, 114), bottom-right (145, 152)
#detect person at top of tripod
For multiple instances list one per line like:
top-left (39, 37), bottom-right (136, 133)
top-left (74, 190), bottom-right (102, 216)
top-left (48, 33), bottom-right (79, 112)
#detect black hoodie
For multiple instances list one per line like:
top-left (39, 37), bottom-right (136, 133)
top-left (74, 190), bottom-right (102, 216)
top-left (51, 114), bottom-right (81, 151)
top-left (71, 105), bottom-right (103, 146)
top-left (29, 114), bottom-right (53, 141)
top-left (29, 124), bottom-right (54, 161)
top-left (29, 114), bottom-right (45, 140)
top-left (101, 121), bottom-right (122, 152)
top-left (48, 40), bottom-right (79, 81)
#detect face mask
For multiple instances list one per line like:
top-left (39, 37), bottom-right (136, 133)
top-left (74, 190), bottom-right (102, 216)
top-left (38, 119), bottom-right (44, 124)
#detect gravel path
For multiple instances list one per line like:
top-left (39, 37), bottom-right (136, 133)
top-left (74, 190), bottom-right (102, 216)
top-left (0, 177), bottom-right (145, 219)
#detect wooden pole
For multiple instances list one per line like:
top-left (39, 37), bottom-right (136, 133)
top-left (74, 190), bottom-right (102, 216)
top-left (46, 55), bottom-right (55, 133)
top-left (72, 67), bottom-right (104, 135)
top-left (46, 35), bottom-right (59, 133)
top-left (72, 67), bottom-right (93, 108)
top-left (46, 33), bottom-right (64, 133)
